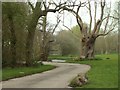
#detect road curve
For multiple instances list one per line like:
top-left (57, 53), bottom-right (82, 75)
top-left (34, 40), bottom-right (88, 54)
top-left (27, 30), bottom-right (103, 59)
top-left (2, 62), bottom-right (90, 88)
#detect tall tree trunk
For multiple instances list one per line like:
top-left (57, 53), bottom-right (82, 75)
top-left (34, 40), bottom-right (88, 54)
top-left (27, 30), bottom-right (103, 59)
top-left (26, 13), bottom-right (40, 66)
top-left (26, 31), bottom-right (35, 66)
top-left (40, 51), bottom-right (48, 61)
top-left (40, 38), bottom-right (50, 61)
top-left (40, 15), bottom-right (48, 61)
top-left (80, 35), bottom-right (96, 59)
top-left (8, 17), bottom-right (17, 67)
top-left (40, 40), bottom-right (50, 61)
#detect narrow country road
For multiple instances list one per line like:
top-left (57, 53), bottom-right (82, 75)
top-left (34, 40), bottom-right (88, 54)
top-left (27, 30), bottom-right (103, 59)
top-left (2, 62), bottom-right (90, 88)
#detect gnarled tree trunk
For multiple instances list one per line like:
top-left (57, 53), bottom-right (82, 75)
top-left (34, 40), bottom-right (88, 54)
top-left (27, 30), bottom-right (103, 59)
top-left (40, 40), bottom-right (50, 61)
top-left (80, 35), bottom-right (96, 59)
top-left (40, 50), bottom-right (49, 61)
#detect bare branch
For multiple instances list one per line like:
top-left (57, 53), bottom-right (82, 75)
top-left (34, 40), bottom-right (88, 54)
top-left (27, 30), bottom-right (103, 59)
top-left (58, 4), bottom-right (84, 32)
top-left (40, 1), bottom-right (86, 33)
top-left (88, 0), bottom-right (92, 34)
top-left (102, 16), bottom-right (119, 21)
top-left (94, 1), bottom-right (97, 25)
top-left (97, 28), bottom-right (114, 37)
top-left (103, 13), bottom-right (110, 33)
top-left (76, 4), bottom-right (83, 31)
top-left (93, 0), bottom-right (106, 34)
top-left (63, 24), bottom-right (80, 39)
top-left (100, 0), bottom-right (105, 20)
top-left (97, 22), bottom-right (118, 37)
top-left (35, 2), bottom-right (41, 9)
top-left (56, 1), bottom-right (88, 32)
top-left (63, 24), bottom-right (71, 31)
top-left (41, 2), bottom-right (68, 15)
top-left (54, 2), bottom-right (67, 9)
top-left (28, 0), bottom-right (34, 11)
top-left (92, 19), bottom-right (101, 34)
top-left (38, 22), bottom-right (43, 26)
top-left (52, 20), bottom-right (61, 34)
top-left (43, 1), bottom-right (47, 10)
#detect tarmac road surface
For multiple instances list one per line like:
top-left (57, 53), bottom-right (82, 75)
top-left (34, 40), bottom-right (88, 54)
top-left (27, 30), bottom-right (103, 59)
top-left (2, 62), bottom-right (90, 88)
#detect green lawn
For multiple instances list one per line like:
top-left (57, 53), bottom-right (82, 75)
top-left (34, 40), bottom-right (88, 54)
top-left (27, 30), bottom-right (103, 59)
top-left (48, 55), bottom-right (76, 60)
top-left (1, 54), bottom-right (118, 88)
top-left (2, 65), bottom-right (56, 81)
top-left (66, 54), bottom-right (118, 88)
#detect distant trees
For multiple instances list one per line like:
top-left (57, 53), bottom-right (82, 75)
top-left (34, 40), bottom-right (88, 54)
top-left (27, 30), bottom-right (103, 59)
top-left (55, 25), bottom-right (118, 56)
top-left (95, 32), bottom-right (118, 54)
top-left (55, 27), bottom-right (80, 56)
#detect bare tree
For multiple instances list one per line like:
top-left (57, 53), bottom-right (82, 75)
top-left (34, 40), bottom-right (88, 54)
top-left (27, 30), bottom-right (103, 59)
top-left (59, 0), bottom-right (118, 59)
top-left (26, 0), bottom-right (65, 66)
top-left (40, 14), bottom-right (60, 61)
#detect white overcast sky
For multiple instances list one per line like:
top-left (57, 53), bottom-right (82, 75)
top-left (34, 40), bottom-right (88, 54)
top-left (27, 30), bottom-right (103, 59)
top-left (2, 0), bottom-right (119, 33)
top-left (45, 0), bottom-right (119, 33)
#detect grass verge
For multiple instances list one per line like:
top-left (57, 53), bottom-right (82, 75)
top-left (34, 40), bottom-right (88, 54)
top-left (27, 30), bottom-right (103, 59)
top-left (66, 54), bottom-right (118, 88)
top-left (2, 65), bottom-right (56, 81)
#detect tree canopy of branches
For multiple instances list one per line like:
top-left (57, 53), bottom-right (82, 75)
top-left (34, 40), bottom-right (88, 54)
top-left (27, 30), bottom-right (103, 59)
top-left (25, 0), bottom-right (67, 66)
top-left (2, 0), bottom-right (118, 68)
top-left (58, 0), bottom-right (118, 59)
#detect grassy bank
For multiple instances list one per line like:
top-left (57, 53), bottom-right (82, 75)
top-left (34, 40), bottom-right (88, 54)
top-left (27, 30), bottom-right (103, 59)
top-left (67, 54), bottom-right (118, 88)
top-left (2, 65), bottom-right (56, 81)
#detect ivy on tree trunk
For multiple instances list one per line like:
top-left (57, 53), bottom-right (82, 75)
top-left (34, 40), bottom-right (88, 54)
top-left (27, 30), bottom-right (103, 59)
top-left (8, 16), bottom-right (17, 67)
